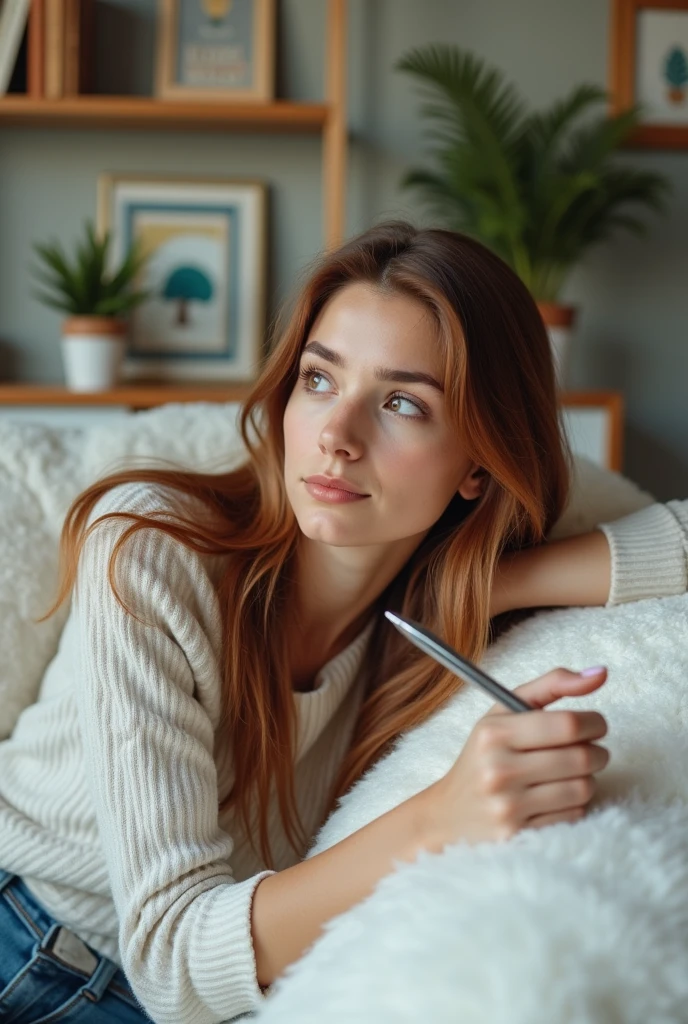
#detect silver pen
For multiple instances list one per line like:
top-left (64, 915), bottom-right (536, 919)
top-left (384, 610), bottom-right (532, 713)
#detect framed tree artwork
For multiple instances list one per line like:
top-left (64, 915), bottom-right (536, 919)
top-left (611, 0), bottom-right (688, 147)
top-left (97, 175), bottom-right (267, 382)
top-left (155, 0), bottom-right (276, 102)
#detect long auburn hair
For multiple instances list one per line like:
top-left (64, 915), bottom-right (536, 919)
top-left (41, 221), bottom-right (571, 870)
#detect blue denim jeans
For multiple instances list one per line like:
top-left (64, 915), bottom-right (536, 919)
top-left (0, 869), bottom-right (152, 1022)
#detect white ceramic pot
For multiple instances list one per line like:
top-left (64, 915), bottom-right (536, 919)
top-left (537, 302), bottom-right (577, 391)
top-left (60, 317), bottom-right (128, 392)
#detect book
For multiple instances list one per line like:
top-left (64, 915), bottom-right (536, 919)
top-left (44, 0), bottom-right (63, 98)
top-left (0, 0), bottom-right (32, 94)
top-left (28, 0), bottom-right (44, 96)
top-left (7, 20), bottom-right (26, 90)
top-left (62, 0), bottom-right (92, 95)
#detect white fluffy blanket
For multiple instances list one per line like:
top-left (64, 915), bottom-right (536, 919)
top-left (1, 404), bottom-right (684, 1023)
top-left (256, 594), bottom-right (688, 1023)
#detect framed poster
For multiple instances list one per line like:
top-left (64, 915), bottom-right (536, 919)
top-left (611, 0), bottom-right (688, 147)
top-left (559, 391), bottom-right (624, 472)
top-left (97, 175), bottom-right (267, 382)
top-left (155, 0), bottom-right (275, 102)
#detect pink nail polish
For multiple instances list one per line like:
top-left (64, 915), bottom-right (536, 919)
top-left (580, 666), bottom-right (606, 677)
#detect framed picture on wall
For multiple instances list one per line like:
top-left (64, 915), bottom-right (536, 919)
top-left (97, 175), bottom-right (267, 382)
top-left (155, 0), bottom-right (275, 102)
top-left (611, 0), bottom-right (688, 147)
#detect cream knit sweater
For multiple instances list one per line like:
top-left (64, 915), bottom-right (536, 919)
top-left (0, 482), bottom-right (686, 1024)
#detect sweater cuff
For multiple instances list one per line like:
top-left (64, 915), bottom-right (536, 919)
top-left (188, 870), bottom-right (276, 1019)
top-left (597, 503), bottom-right (688, 606)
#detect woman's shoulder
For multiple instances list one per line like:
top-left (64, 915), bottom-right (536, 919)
top-left (83, 480), bottom-right (229, 584)
top-left (87, 479), bottom-right (202, 522)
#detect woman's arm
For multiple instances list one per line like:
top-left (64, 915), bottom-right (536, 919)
top-left (74, 483), bottom-right (277, 1024)
top-left (491, 529), bottom-right (611, 617)
top-left (492, 499), bottom-right (688, 617)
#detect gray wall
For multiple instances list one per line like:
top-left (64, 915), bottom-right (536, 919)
top-left (1, 0), bottom-right (686, 498)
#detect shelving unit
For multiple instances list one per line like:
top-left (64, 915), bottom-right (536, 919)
top-left (0, 0), bottom-right (348, 250)
top-left (0, 97), bottom-right (328, 131)
top-left (0, 0), bottom-right (348, 403)
top-left (0, 383), bottom-right (252, 408)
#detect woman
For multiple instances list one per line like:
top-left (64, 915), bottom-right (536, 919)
top-left (0, 222), bottom-right (686, 1024)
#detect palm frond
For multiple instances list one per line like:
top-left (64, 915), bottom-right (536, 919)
top-left (561, 107), bottom-right (640, 173)
top-left (396, 45), bottom-right (529, 261)
top-left (525, 84), bottom-right (607, 157)
top-left (396, 44), bottom-right (671, 300)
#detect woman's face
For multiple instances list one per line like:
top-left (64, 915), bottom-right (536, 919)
top-left (282, 281), bottom-right (483, 548)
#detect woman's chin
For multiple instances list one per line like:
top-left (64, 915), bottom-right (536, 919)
top-left (293, 509), bottom-right (368, 546)
top-left (298, 523), bottom-right (359, 545)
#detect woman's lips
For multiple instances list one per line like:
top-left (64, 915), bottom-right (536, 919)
top-left (304, 480), bottom-right (369, 504)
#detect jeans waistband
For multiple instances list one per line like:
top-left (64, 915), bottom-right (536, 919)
top-left (0, 868), bottom-right (141, 1009)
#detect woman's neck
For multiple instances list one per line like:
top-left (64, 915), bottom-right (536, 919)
top-left (285, 533), bottom-right (420, 689)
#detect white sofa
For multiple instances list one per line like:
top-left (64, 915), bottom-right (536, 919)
top-left (1, 404), bottom-right (686, 1024)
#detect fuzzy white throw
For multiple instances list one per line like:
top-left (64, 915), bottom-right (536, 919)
top-left (0, 404), bottom-right (683, 1024)
top-left (255, 592), bottom-right (688, 1023)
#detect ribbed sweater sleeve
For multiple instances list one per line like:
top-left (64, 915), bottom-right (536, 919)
top-left (597, 499), bottom-right (688, 606)
top-left (72, 483), bottom-right (275, 1024)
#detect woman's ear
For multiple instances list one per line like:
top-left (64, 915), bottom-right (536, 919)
top-left (457, 465), bottom-right (488, 501)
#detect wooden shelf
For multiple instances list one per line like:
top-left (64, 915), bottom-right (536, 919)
top-left (0, 96), bottom-right (329, 133)
top-left (0, 383), bottom-right (253, 407)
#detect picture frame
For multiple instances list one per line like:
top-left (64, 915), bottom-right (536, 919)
top-left (611, 0), bottom-right (688, 147)
top-left (559, 391), bottom-right (624, 472)
top-left (97, 175), bottom-right (267, 382)
top-left (155, 0), bottom-right (275, 103)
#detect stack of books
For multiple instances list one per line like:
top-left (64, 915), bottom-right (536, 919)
top-left (0, 0), bottom-right (93, 97)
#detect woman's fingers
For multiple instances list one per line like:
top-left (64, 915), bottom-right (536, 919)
top-left (516, 741), bottom-right (610, 785)
top-left (521, 775), bottom-right (598, 820)
top-left (483, 708), bottom-right (608, 752)
top-left (502, 666), bottom-right (608, 712)
top-left (524, 806), bottom-right (586, 831)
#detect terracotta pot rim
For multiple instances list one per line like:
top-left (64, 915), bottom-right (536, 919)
top-left (62, 316), bottom-right (128, 336)
top-left (537, 302), bottom-right (577, 328)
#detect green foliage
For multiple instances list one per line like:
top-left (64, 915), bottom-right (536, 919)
top-left (396, 45), bottom-right (670, 301)
top-left (31, 220), bottom-right (150, 317)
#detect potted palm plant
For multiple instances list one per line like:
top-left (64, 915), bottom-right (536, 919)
top-left (396, 46), bottom-right (670, 388)
top-left (31, 220), bottom-right (149, 392)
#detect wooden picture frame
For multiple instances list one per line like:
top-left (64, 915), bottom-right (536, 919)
top-left (611, 0), bottom-right (688, 147)
top-left (559, 391), bottom-right (625, 472)
top-left (97, 174), bottom-right (267, 383)
top-left (155, 0), bottom-right (275, 103)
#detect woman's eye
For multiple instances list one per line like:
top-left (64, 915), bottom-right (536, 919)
top-left (300, 367), bottom-right (332, 392)
top-left (387, 395), bottom-right (425, 418)
top-left (299, 364), bottom-right (426, 418)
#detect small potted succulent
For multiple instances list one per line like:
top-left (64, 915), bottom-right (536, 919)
top-left (397, 45), bottom-right (670, 388)
top-left (31, 220), bottom-right (149, 392)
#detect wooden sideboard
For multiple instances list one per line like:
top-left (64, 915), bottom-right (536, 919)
top-left (0, 384), bottom-right (624, 473)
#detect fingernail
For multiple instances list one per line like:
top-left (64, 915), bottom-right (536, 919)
top-left (579, 666), bottom-right (606, 677)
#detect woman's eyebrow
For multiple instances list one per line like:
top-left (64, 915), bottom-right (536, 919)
top-left (302, 340), bottom-right (444, 393)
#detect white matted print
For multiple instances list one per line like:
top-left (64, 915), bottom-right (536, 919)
top-left (156, 0), bottom-right (275, 102)
top-left (97, 177), bottom-right (266, 381)
top-left (636, 10), bottom-right (688, 124)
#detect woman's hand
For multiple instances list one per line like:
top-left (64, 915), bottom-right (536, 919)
top-left (420, 666), bottom-right (609, 849)
top-left (490, 530), bottom-right (612, 617)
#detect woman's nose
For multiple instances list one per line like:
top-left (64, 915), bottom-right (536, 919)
top-left (318, 405), bottom-right (364, 459)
